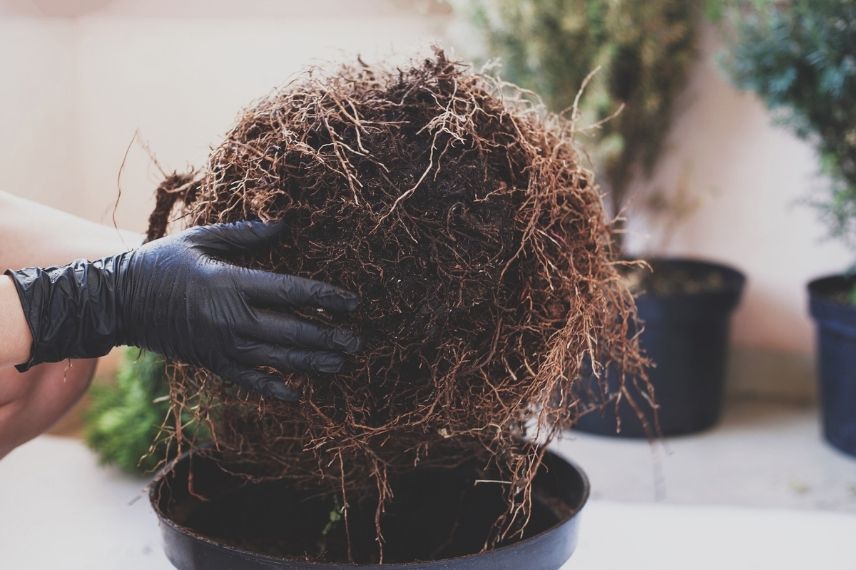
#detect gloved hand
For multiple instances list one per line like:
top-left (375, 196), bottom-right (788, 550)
top-left (4, 220), bottom-right (361, 401)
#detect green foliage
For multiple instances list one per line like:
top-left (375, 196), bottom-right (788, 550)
top-left (84, 350), bottom-right (172, 474)
top-left (463, 0), bottom-right (701, 237)
top-left (722, 0), bottom-right (856, 248)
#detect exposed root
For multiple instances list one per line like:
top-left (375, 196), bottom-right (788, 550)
top-left (148, 48), bottom-right (649, 563)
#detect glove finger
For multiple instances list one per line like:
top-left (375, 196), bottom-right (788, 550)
top-left (240, 270), bottom-right (359, 314)
top-left (191, 219), bottom-right (287, 255)
top-left (234, 343), bottom-right (346, 374)
top-left (212, 358), bottom-right (298, 401)
top-left (241, 310), bottom-right (362, 353)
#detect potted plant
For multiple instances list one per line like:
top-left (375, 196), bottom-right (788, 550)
top-left (144, 50), bottom-right (647, 568)
top-left (463, 0), bottom-right (747, 437)
top-left (722, 0), bottom-right (856, 456)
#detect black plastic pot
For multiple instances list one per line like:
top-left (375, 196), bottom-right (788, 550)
top-left (574, 257), bottom-right (746, 438)
top-left (809, 274), bottom-right (856, 457)
top-left (150, 450), bottom-right (589, 569)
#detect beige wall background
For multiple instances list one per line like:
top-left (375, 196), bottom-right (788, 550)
top-left (1, 0), bottom-right (848, 398)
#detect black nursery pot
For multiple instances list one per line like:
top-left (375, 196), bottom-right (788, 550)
top-left (809, 274), bottom-right (856, 457)
top-left (574, 257), bottom-right (746, 438)
top-left (150, 450), bottom-right (589, 570)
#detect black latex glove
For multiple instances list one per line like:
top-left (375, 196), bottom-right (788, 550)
top-left (5, 220), bottom-right (361, 401)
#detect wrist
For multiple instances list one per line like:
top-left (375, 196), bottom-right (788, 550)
top-left (110, 250), bottom-right (140, 349)
top-left (6, 256), bottom-right (127, 370)
top-left (110, 248), bottom-right (169, 359)
top-left (0, 274), bottom-right (32, 367)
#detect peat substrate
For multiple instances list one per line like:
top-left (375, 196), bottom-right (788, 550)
top-left (155, 455), bottom-right (572, 564)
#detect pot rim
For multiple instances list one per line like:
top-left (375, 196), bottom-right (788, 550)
top-left (808, 272), bottom-right (856, 297)
top-left (149, 448), bottom-right (590, 568)
top-left (807, 273), bottom-right (856, 328)
top-left (630, 256), bottom-right (747, 295)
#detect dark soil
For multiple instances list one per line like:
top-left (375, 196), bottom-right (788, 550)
top-left (622, 262), bottom-right (729, 297)
top-left (156, 455), bottom-right (567, 564)
top-left (821, 284), bottom-right (856, 306)
top-left (828, 291), bottom-right (856, 305)
top-left (808, 274), bottom-right (856, 306)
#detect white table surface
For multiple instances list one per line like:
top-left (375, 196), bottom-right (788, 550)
top-left (553, 397), bottom-right (856, 513)
top-left (1, 436), bottom-right (854, 570)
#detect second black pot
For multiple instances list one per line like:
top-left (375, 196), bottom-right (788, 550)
top-left (809, 274), bottom-right (856, 458)
top-left (574, 257), bottom-right (746, 438)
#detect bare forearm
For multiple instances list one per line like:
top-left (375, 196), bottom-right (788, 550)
top-left (0, 191), bottom-right (141, 268)
top-left (0, 359), bottom-right (98, 459)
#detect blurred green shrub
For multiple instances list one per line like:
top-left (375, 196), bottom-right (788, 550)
top-left (84, 350), bottom-right (173, 474)
top-left (462, 0), bottom-right (702, 247)
top-left (722, 0), bottom-right (856, 251)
